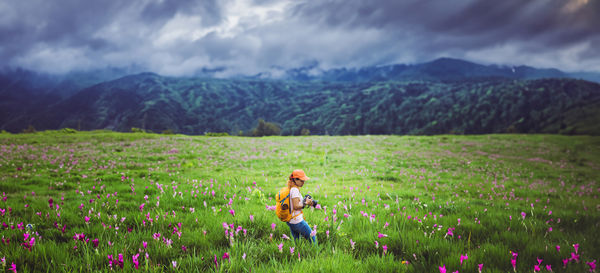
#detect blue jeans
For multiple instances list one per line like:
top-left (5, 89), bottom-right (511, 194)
top-left (287, 220), bottom-right (317, 244)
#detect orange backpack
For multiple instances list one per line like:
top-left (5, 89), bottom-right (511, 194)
top-left (275, 186), bottom-right (302, 222)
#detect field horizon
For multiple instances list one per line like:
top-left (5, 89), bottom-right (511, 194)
top-left (0, 131), bottom-right (598, 272)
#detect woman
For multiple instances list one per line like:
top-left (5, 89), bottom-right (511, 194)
top-left (286, 169), bottom-right (317, 244)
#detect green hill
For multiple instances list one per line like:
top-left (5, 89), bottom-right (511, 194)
top-left (4, 74), bottom-right (597, 135)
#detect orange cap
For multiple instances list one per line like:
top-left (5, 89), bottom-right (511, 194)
top-left (290, 169), bottom-right (310, 181)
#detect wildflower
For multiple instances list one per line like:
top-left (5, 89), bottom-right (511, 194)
top-left (278, 243), bottom-right (283, 253)
top-left (383, 222), bottom-right (389, 229)
top-left (478, 264), bottom-right (483, 273)
top-left (222, 252), bottom-right (230, 261)
top-left (282, 234), bottom-right (290, 240)
top-left (521, 212), bottom-right (526, 220)
top-left (214, 255), bottom-right (218, 269)
top-left (377, 232), bottom-right (388, 238)
top-left (290, 247), bottom-right (294, 255)
top-left (139, 203), bottom-right (145, 212)
top-left (249, 215), bottom-right (254, 222)
top-left (271, 223), bottom-right (276, 231)
top-left (571, 252), bottom-right (580, 262)
top-left (546, 264), bottom-right (552, 272)
top-left (375, 241), bottom-right (379, 248)
top-left (326, 230), bottom-right (330, 238)
top-left (350, 239), bottom-right (355, 250)
top-left (563, 258), bottom-right (569, 267)
top-left (573, 243), bottom-right (579, 254)
top-left (439, 264), bottom-right (447, 273)
top-left (118, 254), bottom-right (124, 269)
top-left (172, 260), bottom-right (177, 268)
top-left (534, 264), bottom-right (540, 272)
top-left (9, 263), bottom-right (17, 273)
top-left (132, 253), bottom-right (140, 269)
top-left (556, 245), bottom-right (560, 252)
top-left (242, 253), bottom-right (246, 260)
top-left (182, 245), bottom-right (187, 252)
top-left (587, 260), bottom-right (596, 272)
top-left (85, 216), bottom-right (90, 223)
top-left (143, 241), bottom-right (147, 248)
top-left (229, 209), bottom-right (235, 217)
top-left (382, 245), bottom-right (388, 255)
top-left (460, 254), bottom-right (468, 265)
top-left (92, 238), bottom-right (99, 248)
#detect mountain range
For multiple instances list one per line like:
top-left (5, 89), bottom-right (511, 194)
top-left (1, 58), bottom-right (599, 135)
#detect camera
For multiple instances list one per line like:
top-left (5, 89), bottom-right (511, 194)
top-left (303, 194), bottom-right (318, 208)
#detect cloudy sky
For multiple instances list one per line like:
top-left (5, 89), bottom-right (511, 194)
top-left (1, 0), bottom-right (598, 76)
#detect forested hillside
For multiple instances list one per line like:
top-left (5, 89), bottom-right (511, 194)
top-left (2, 72), bottom-right (599, 135)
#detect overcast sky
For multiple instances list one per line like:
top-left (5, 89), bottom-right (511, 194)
top-left (1, 0), bottom-right (599, 76)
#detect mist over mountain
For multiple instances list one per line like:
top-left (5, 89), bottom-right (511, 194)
top-left (1, 58), bottom-right (599, 135)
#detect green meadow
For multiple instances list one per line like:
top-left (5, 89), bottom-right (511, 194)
top-left (0, 131), bottom-right (598, 272)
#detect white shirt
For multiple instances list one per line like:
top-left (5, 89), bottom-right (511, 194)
top-left (289, 187), bottom-right (304, 224)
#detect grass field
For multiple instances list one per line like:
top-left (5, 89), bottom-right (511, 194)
top-left (0, 131), bottom-right (598, 272)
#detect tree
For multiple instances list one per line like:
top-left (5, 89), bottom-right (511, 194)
top-left (252, 119), bottom-right (281, 136)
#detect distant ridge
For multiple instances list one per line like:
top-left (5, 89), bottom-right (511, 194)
top-left (1, 58), bottom-right (600, 135)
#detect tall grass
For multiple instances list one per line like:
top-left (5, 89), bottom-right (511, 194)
top-left (0, 131), bottom-right (598, 272)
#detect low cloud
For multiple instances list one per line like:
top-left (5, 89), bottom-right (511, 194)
top-left (1, 0), bottom-right (598, 75)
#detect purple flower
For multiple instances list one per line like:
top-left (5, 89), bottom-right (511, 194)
top-left (587, 260), bottom-right (596, 272)
top-left (460, 254), bottom-right (468, 265)
top-left (439, 264), bottom-right (447, 273)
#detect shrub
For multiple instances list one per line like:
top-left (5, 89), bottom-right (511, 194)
top-left (205, 132), bottom-right (230, 137)
top-left (131, 127), bottom-right (146, 133)
top-left (252, 119), bottom-right (281, 137)
top-left (22, 125), bottom-right (37, 134)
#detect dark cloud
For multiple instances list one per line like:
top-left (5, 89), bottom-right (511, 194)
top-left (0, 0), bottom-right (598, 75)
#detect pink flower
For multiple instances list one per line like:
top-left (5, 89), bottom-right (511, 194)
top-left (382, 245), bottom-right (388, 255)
top-left (439, 264), bottom-right (447, 273)
top-left (573, 244), bottom-right (580, 254)
top-left (271, 223), bottom-right (276, 231)
top-left (290, 247), bottom-right (294, 255)
top-left (229, 209), bottom-right (235, 217)
top-left (375, 241), bottom-right (379, 248)
top-left (587, 260), bottom-right (596, 272)
top-left (92, 238), bottom-right (99, 248)
top-left (521, 212), bottom-right (526, 220)
top-left (172, 260), bottom-right (177, 268)
top-left (350, 239), bottom-right (355, 250)
top-left (8, 262), bottom-right (17, 273)
top-left (118, 254), bottom-right (124, 269)
top-left (139, 203), bottom-right (145, 212)
top-left (377, 232), bottom-right (388, 238)
top-left (546, 264), bottom-right (552, 272)
top-left (556, 245), bottom-right (560, 252)
top-left (278, 243), bottom-right (283, 252)
top-left (478, 264), bottom-right (483, 273)
top-left (132, 253), bottom-right (140, 269)
top-left (460, 254), bottom-right (468, 265)
top-left (563, 258), bottom-right (569, 267)
top-left (383, 222), bottom-right (389, 229)
top-left (534, 264), bottom-right (540, 272)
top-left (143, 241), bottom-right (147, 248)
top-left (249, 215), bottom-right (254, 222)
top-left (571, 252), bottom-right (580, 262)
top-left (222, 252), bottom-right (230, 260)
top-left (282, 234), bottom-right (290, 240)
top-left (537, 257), bottom-right (543, 265)
top-left (84, 216), bottom-right (90, 223)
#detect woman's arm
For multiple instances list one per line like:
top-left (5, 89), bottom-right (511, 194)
top-left (291, 196), bottom-right (313, 211)
top-left (291, 197), bottom-right (303, 211)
